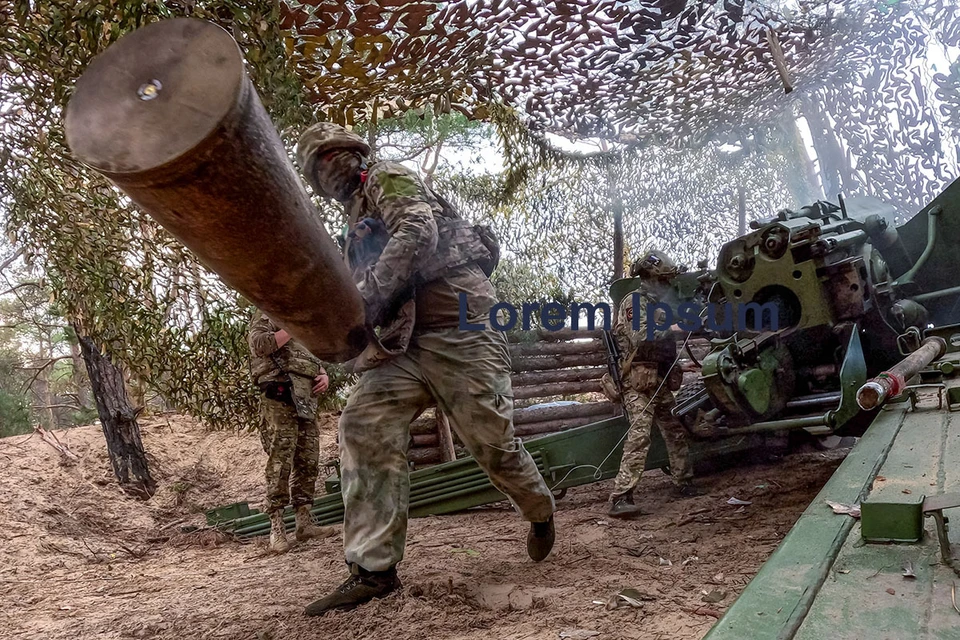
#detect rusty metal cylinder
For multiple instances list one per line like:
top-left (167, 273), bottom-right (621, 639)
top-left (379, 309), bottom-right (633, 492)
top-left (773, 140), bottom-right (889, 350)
top-left (856, 336), bottom-right (946, 410)
top-left (64, 18), bottom-right (366, 362)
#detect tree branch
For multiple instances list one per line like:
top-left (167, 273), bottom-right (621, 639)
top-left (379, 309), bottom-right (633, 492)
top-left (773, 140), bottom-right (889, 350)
top-left (0, 281), bottom-right (41, 297)
top-left (18, 356), bottom-right (72, 393)
top-left (0, 248), bottom-right (24, 274)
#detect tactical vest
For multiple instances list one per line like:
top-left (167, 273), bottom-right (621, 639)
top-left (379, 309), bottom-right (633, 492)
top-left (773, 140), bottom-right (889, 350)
top-left (634, 339), bottom-right (679, 378)
top-left (345, 162), bottom-right (499, 284)
top-left (250, 335), bottom-right (323, 384)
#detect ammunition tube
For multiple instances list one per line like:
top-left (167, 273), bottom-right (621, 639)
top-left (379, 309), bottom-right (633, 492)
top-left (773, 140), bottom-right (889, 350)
top-left (65, 19), bottom-right (366, 362)
top-left (856, 336), bottom-right (947, 410)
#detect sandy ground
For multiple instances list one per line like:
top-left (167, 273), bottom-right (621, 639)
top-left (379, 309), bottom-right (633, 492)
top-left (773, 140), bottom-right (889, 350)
top-left (0, 415), bottom-right (849, 640)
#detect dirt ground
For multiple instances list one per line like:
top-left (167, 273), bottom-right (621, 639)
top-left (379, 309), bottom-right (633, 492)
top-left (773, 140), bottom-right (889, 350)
top-left (0, 415), bottom-right (849, 640)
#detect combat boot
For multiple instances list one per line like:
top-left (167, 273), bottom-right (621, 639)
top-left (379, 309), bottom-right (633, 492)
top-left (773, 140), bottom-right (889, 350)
top-left (672, 483), bottom-right (707, 498)
top-left (608, 491), bottom-right (644, 518)
top-left (303, 565), bottom-right (400, 616)
top-left (268, 509), bottom-right (291, 553)
top-left (294, 505), bottom-right (335, 541)
top-left (527, 515), bottom-right (555, 562)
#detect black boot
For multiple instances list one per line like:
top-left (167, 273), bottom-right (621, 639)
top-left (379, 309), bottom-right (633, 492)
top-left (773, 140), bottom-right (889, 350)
top-left (608, 491), bottom-right (644, 518)
top-left (527, 515), bottom-right (555, 562)
top-left (672, 483), bottom-right (707, 498)
top-left (303, 565), bottom-right (400, 616)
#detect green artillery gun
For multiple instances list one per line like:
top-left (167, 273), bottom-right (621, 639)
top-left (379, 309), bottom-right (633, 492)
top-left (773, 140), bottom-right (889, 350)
top-left (611, 178), bottom-right (960, 448)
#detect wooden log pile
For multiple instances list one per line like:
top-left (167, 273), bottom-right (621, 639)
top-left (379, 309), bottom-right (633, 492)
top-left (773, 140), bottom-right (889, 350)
top-left (405, 327), bottom-right (622, 466)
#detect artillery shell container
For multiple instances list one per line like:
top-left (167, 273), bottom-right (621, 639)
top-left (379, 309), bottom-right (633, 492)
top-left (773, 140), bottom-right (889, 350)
top-left (65, 18), bottom-right (366, 362)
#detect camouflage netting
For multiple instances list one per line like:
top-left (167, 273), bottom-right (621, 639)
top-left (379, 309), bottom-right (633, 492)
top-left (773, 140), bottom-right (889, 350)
top-left (283, 0), bottom-right (960, 210)
top-left (282, 2), bottom-right (954, 136)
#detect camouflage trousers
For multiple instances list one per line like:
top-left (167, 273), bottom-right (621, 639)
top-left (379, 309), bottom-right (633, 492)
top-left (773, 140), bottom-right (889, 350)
top-left (261, 397), bottom-right (319, 512)
top-left (339, 327), bottom-right (556, 572)
top-left (611, 384), bottom-right (692, 498)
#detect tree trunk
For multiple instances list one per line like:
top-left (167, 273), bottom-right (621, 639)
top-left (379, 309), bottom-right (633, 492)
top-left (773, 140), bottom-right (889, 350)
top-left (508, 339), bottom-right (603, 358)
top-left (77, 333), bottom-right (155, 498)
top-left (514, 400), bottom-right (620, 425)
top-left (511, 352), bottom-right (607, 372)
top-left (436, 410), bottom-right (457, 463)
top-left (512, 379), bottom-right (604, 400)
top-left (32, 355), bottom-right (56, 430)
top-left (782, 112), bottom-right (823, 203)
top-left (69, 340), bottom-right (91, 411)
top-left (609, 163), bottom-right (625, 317)
top-left (511, 366), bottom-right (606, 387)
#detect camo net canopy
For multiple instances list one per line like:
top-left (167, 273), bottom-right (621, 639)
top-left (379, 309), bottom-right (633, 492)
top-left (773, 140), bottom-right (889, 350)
top-left (281, 0), bottom-right (960, 147)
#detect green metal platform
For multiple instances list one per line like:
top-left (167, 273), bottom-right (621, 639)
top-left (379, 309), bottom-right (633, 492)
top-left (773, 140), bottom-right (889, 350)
top-left (705, 380), bottom-right (960, 639)
top-left (210, 412), bottom-right (771, 537)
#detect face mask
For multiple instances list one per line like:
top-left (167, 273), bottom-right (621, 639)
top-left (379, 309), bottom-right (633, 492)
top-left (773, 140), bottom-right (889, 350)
top-left (312, 150), bottom-right (363, 202)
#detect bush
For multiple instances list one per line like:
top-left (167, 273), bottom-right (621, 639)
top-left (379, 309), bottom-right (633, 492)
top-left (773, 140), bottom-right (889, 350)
top-left (0, 390), bottom-right (32, 437)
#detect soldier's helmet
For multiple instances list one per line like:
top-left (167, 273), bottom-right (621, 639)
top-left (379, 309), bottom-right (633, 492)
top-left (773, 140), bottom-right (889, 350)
top-left (630, 249), bottom-right (679, 279)
top-left (296, 122), bottom-right (371, 186)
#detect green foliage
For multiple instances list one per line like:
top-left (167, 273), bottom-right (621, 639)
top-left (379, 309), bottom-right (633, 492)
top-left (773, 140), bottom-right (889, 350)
top-left (0, 1), bottom-right (308, 430)
top-left (0, 345), bottom-right (32, 437)
top-left (0, 389), bottom-right (31, 438)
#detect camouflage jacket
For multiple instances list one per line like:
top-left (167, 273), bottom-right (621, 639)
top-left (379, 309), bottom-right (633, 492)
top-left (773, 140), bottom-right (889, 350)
top-left (247, 309), bottom-right (325, 418)
top-left (342, 162), bottom-right (498, 371)
top-left (344, 161), bottom-right (492, 319)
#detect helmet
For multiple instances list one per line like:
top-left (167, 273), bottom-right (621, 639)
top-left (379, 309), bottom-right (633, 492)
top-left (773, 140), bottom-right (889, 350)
top-left (296, 122), bottom-right (371, 176)
top-left (630, 249), bottom-right (678, 279)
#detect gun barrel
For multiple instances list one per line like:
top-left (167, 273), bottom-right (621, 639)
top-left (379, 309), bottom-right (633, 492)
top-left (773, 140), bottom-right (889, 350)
top-left (65, 18), bottom-right (366, 362)
top-left (856, 336), bottom-right (947, 410)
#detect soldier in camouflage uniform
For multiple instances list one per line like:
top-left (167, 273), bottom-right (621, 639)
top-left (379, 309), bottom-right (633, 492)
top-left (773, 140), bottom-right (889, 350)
top-left (608, 251), bottom-right (703, 519)
top-left (296, 123), bottom-right (556, 616)
top-left (248, 308), bottom-right (334, 552)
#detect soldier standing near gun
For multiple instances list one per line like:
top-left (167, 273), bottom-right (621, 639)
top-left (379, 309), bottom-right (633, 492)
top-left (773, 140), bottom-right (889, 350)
top-left (248, 309), bottom-right (334, 552)
top-left (295, 123), bottom-right (556, 616)
top-left (607, 251), bottom-right (703, 519)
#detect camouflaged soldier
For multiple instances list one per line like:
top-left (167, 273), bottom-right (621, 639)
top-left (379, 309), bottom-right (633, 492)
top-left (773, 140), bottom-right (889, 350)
top-left (608, 250), bottom-right (703, 519)
top-left (296, 123), bottom-right (556, 616)
top-left (248, 308), bottom-right (334, 552)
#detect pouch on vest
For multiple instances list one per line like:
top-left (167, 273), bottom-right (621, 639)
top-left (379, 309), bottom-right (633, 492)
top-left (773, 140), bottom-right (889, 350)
top-left (627, 363), bottom-right (659, 393)
top-left (600, 372), bottom-right (621, 402)
top-left (473, 224), bottom-right (500, 277)
top-left (259, 380), bottom-right (294, 406)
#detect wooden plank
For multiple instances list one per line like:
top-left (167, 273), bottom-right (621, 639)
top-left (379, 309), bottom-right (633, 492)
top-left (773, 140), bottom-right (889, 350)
top-left (408, 447), bottom-right (441, 465)
top-left (514, 411), bottom-right (620, 437)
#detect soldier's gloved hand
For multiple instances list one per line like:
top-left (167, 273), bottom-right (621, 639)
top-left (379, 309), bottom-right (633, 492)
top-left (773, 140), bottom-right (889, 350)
top-left (312, 373), bottom-right (329, 395)
top-left (349, 217), bottom-right (386, 242)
